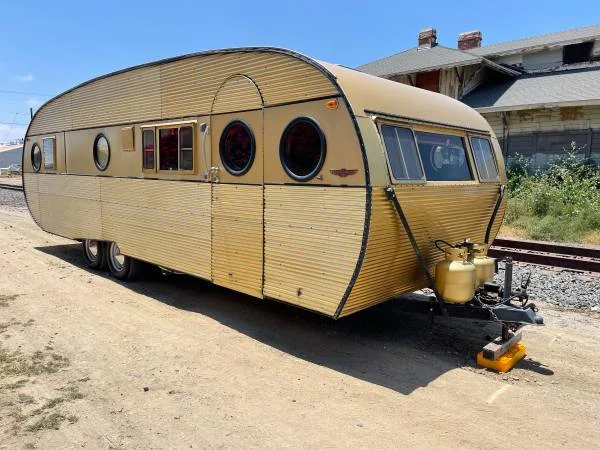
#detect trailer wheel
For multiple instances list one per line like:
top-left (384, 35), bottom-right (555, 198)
top-left (107, 241), bottom-right (141, 280)
top-left (82, 239), bottom-right (107, 271)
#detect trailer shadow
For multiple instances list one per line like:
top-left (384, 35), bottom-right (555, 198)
top-left (36, 243), bottom-right (553, 395)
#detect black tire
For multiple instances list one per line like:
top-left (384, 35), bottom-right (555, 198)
top-left (82, 239), bottom-right (107, 271)
top-left (107, 241), bottom-right (142, 280)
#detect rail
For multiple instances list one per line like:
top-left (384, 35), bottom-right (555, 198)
top-left (489, 237), bottom-right (600, 273)
top-left (0, 183), bottom-right (23, 192)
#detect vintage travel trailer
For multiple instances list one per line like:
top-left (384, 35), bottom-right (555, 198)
top-left (23, 47), bottom-right (528, 321)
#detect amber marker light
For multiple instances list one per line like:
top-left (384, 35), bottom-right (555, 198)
top-left (325, 99), bottom-right (338, 109)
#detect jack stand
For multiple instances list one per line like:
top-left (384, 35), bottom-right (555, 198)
top-left (477, 323), bottom-right (527, 372)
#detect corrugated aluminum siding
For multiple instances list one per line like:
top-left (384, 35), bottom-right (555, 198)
top-left (212, 184), bottom-right (263, 298)
top-left (341, 184), bottom-right (505, 316)
top-left (264, 185), bottom-right (367, 316)
top-left (24, 174), bottom-right (211, 280)
top-left (212, 75), bottom-right (262, 113)
top-left (101, 178), bottom-right (211, 280)
top-left (29, 50), bottom-right (338, 135)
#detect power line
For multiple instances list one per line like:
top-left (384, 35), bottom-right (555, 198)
top-left (0, 89), bottom-right (52, 97)
top-left (0, 121), bottom-right (29, 126)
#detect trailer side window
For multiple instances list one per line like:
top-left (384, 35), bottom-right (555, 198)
top-left (93, 134), bottom-right (110, 171)
top-left (280, 118), bottom-right (326, 182)
top-left (159, 128), bottom-right (178, 170)
top-left (31, 144), bottom-right (42, 172)
top-left (42, 138), bottom-right (56, 170)
top-left (179, 126), bottom-right (194, 170)
top-left (157, 125), bottom-right (194, 171)
top-left (414, 131), bottom-right (472, 181)
top-left (142, 129), bottom-right (155, 170)
top-left (380, 125), bottom-right (424, 181)
top-left (220, 121), bottom-right (255, 176)
top-left (471, 137), bottom-right (499, 180)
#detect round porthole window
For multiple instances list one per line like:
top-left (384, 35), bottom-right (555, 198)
top-left (93, 134), bottom-right (110, 171)
top-left (280, 118), bottom-right (326, 181)
top-left (31, 144), bottom-right (42, 172)
top-left (219, 120), bottom-right (255, 176)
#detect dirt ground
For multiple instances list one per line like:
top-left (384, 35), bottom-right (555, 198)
top-left (1, 200), bottom-right (600, 449)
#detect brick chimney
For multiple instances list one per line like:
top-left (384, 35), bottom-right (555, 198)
top-left (418, 28), bottom-right (437, 48)
top-left (458, 30), bottom-right (482, 50)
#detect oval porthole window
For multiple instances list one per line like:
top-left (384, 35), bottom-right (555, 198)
top-left (31, 144), bottom-right (42, 172)
top-left (280, 118), bottom-right (326, 181)
top-left (93, 134), bottom-right (110, 171)
top-left (219, 120), bottom-right (255, 176)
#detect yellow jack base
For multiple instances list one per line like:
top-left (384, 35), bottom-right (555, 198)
top-left (477, 342), bottom-right (527, 373)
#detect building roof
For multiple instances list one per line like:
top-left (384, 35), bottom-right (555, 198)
top-left (469, 24), bottom-right (600, 57)
top-left (462, 67), bottom-right (600, 112)
top-left (356, 45), bottom-right (516, 77)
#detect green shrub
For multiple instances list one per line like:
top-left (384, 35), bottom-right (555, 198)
top-left (503, 143), bottom-right (600, 243)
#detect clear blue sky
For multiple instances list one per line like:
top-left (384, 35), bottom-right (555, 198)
top-left (1, 0), bottom-right (598, 141)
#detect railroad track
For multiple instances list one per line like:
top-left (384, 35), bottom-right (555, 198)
top-left (0, 182), bottom-right (23, 191)
top-left (490, 237), bottom-right (600, 273)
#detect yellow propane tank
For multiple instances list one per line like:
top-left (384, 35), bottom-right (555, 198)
top-left (435, 246), bottom-right (475, 304)
top-left (472, 244), bottom-right (496, 289)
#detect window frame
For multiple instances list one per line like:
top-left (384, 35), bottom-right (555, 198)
top-left (42, 137), bottom-right (56, 172)
top-left (377, 121), bottom-right (426, 184)
top-left (140, 120), bottom-right (196, 174)
top-left (469, 135), bottom-right (500, 182)
top-left (219, 119), bottom-right (256, 176)
top-left (279, 116), bottom-right (327, 182)
top-left (31, 143), bottom-right (42, 173)
top-left (93, 133), bottom-right (111, 172)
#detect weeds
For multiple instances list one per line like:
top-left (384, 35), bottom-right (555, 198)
top-left (0, 345), bottom-right (70, 376)
top-left (504, 143), bottom-right (600, 243)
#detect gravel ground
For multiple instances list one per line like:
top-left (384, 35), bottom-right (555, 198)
top-left (0, 186), bottom-right (27, 214)
top-left (495, 261), bottom-right (600, 310)
top-left (3, 188), bottom-right (599, 310)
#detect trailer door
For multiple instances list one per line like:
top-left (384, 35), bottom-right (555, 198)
top-left (210, 75), bottom-right (264, 298)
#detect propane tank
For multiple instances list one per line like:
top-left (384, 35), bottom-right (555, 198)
top-left (434, 246), bottom-right (475, 304)
top-left (472, 244), bottom-right (496, 289)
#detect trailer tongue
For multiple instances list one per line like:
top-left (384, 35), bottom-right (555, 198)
top-left (386, 185), bottom-right (543, 371)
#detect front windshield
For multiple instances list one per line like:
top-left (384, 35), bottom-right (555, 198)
top-left (413, 131), bottom-right (472, 181)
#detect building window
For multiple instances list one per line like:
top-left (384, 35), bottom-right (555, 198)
top-left (158, 124), bottom-right (194, 171)
top-left (381, 125), bottom-right (424, 181)
top-left (31, 144), bottom-right (42, 172)
top-left (471, 137), bottom-right (499, 180)
top-left (280, 118), bottom-right (326, 181)
top-left (42, 138), bottom-right (56, 170)
top-left (142, 129), bottom-right (155, 170)
top-left (219, 120), bottom-right (255, 176)
top-left (93, 134), bottom-right (110, 171)
top-left (563, 41), bottom-right (593, 65)
top-left (414, 131), bottom-right (472, 181)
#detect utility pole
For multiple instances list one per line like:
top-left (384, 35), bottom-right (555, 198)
top-left (30, 107), bottom-right (33, 119)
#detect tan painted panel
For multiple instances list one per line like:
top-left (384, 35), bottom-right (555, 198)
top-left (263, 98), bottom-right (365, 186)
top-left (212, 184), bottom-right (263, 297)
top-left (341, 184), bottom-right (505, 316)
top-left (100, 178), bottom-right (211, 280)
top-left (211, 75), bottom-right (262, 114)
top-left (321, 62), bottom-right (492, 133)
top-left (211, 109), bottom-right (263, 185)
top-left (264, 185), bottom-right (366, 316)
